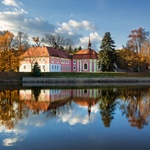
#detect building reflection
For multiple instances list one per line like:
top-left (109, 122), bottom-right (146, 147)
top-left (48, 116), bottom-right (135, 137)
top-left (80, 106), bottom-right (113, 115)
top-left (19, 88), bottom-right (100, 114)
top-left (0, 87), bottom-right (150, 130)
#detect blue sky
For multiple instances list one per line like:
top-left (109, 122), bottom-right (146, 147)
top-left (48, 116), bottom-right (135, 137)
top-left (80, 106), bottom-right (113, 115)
top-left (0, 0), bottom-right (150, 50)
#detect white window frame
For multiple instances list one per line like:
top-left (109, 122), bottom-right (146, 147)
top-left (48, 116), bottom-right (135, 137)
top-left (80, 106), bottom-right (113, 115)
top-left (73, 66), bottom-right (76, 70)
top-left (83, 63), bottom-right (88, 70)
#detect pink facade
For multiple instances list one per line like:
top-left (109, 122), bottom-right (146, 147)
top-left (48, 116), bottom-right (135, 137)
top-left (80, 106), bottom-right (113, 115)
top-left (19, 46), bottom-right (99, 73)
top-left (72, 59), bottom-right (98, 72)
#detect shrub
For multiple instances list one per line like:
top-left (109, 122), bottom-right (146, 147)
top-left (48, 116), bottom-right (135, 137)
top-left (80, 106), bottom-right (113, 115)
top-left (32, 62), bottom-right (41, 77)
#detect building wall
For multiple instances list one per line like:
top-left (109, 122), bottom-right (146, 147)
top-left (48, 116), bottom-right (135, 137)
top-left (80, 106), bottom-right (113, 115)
top-left (72, 59), bottom-right (98, 72)
top-left (50, 56), bottom-right (71, 72)
top-left (19, 54), bottom-right (99, 73)
top-left (19, 57), bottom-right (50, 72)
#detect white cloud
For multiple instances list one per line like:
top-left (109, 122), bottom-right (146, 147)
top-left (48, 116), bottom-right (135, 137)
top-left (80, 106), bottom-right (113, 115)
top-left (2, 0), bottom-right (19, 7)
top-left (0, 8), bottom-right (55, 37)
top-left (56, 19), bottom-right (96, 33)
top-left (79, 32), bottom-right (102, 43)
top-left (79, 32), bottom-right (102, 50)
top-left (55, 20), bottom-right (101, 50)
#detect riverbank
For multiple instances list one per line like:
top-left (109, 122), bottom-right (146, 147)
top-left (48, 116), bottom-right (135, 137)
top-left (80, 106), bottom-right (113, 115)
top-left (1, 72), bottom-right (150, 88)
top-left (22, 77), bottom-right (150, 87)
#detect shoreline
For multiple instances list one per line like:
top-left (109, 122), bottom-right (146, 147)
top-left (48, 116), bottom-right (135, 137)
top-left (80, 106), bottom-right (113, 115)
top-left (1, 77), bottom-right (150, 89)
top-left (22, 77), bottom-right (150, 87)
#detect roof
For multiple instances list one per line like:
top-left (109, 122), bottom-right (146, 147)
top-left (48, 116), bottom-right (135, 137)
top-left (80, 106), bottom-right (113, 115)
top-left (21, 46), bottom-right (49, 58)
top-left (47, 47), bottom-right (70, 59)
top-left (21, 46), bottom-right (71, 59)
top-left (72, 49), bottom-right (98, 59)
top-left (23, 101), bottom-right (50, 111)
top-left (73, 97), bottom-right (99, 107)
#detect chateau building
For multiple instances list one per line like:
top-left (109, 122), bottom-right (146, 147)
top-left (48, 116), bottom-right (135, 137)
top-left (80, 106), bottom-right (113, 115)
top-left (19, 40), bottom-right (100, 72)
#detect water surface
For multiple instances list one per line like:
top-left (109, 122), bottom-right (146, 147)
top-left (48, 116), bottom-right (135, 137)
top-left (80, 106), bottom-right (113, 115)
top-left (0, 86), bottom-right (150, 150)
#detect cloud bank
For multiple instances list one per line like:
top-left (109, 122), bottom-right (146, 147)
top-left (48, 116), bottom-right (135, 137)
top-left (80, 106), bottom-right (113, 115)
top-left (0, 0), bottom-right (102, 50)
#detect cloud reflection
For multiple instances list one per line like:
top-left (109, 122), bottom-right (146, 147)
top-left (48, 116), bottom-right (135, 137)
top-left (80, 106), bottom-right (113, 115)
top-left (3, 138), bottom-right (19, 146)
top-left (58, 103), bottom-right (99, 125)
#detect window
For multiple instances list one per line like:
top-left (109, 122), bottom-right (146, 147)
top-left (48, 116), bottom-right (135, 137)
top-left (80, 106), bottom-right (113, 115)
top-left (74, 60), bottom-right (76, 64)
top-left (84, 89), bottom-right (87, 94)
top-left (57, 58), bottom-right (59, 63)
top-left (84, 63), bottom-right (88, 70)
top-left (52, 57), bottom-right (54, 63)
top-left (43, 58), bottom-right (45, 62)
top-left (39, 58), bottom-right (41, 61)
top-left (73, 66), bottom-right (76, 70)
top-left (23, 65), bottom-right (26, 70)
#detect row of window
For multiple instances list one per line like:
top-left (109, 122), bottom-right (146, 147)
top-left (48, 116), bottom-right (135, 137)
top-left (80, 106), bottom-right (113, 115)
top-left (52, 65), bottom-right (59, 70)
top-left (61, 66), bottom-right (70, 71)
top-left (51, 57), bottom-right (70, 64)
top-left (51, 65), bottom-right (71, 71)
top-left (23, 65), bottom-right (46, 71)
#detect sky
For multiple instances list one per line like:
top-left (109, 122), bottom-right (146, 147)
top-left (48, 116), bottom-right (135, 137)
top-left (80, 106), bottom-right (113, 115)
top-left (0, 0), bottom-right (150, 50)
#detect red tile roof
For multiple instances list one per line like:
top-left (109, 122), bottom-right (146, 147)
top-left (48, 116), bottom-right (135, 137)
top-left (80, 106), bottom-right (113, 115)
top-left (21, 46), bottom-right (49, 57)
top-left (72, 49), bottom-right (98, 59)
top-left (21, 47), bottom-right (98, 59)
top-left (21, 46), bottom-right (71, 59)
top-left (47, 47), bottom-right (70, 58)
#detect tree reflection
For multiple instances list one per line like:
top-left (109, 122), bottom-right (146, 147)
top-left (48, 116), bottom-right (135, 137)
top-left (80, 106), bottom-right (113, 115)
top-left (31, 87), bottom-right (41, 101)
top-left (1, 87), bottom-right (150, 130)
top-left (0, 90), bottom-right (28, 129)
top-left (99, 88), bottom-right (118, 127)
top-left (119, 87), bottom-right (150, 129)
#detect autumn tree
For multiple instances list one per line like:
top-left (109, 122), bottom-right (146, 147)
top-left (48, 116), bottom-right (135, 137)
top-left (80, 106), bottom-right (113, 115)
top-left (128, 27), bottom-right (149, 54)
top-left (119, 28), bottom-right (150, 72)
top-left (116, 47), bottom-right (148, 72)
top-left (0, 31), bottom-right (14, 51)
top-left (0, 31), bottom-right (20, 72)
top-left (32, 36), bottom-right (45, 46)
top-left (99, 32), bottom-right (117, 71)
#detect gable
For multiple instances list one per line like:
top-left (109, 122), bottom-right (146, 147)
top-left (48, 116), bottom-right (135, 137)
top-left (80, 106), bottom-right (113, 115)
top-left (21, 46), bottom-right (49, 58)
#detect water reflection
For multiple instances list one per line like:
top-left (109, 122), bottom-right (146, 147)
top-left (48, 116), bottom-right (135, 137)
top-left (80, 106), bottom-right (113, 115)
top-left (0, 87), bottom-right (150, 149)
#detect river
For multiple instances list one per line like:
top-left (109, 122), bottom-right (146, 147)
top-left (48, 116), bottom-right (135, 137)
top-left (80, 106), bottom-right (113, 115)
top-left (0, 85), bottom-right (150, 150)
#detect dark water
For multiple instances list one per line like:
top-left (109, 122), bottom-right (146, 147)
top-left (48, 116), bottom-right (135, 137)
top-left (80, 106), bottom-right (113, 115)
top-left (0, 86), bottom-right (150, 150)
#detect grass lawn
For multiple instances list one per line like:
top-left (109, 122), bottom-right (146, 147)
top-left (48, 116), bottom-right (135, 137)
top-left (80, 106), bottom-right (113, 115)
top-left (1, 72), bottom-right (150, 80)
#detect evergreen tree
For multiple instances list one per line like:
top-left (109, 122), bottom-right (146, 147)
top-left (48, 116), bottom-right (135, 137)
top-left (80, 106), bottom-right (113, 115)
top-left (32, 62), bottom-right (41, 77)
top-left (99, 32), bottom-right (116, 71)
top-left (78, 46), bottom-right (82, 50)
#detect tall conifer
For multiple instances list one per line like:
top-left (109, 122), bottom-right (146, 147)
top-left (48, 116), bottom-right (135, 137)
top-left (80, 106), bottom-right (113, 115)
top-left (99, 32), bottom-right (116, 71)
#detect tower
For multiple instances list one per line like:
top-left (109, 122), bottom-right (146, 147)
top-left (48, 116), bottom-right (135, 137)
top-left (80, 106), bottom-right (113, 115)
top-left (88, 36), bottom-right (92, 50)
